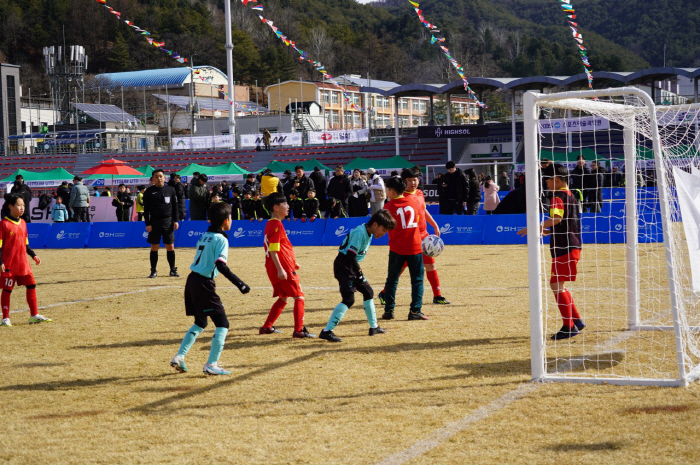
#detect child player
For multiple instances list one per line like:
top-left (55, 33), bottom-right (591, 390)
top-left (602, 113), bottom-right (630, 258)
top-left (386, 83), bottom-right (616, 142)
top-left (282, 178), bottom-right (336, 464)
top-left (378, 167), bottom-right (450, 306)
top-left (382, 177), bottom-right (429, 321)
top-left (259, 192), bottom-right (316, 338)
top-left (0, 194), bottom-right (51, 326)
top-left (518, 164), bottom-right (585, 340)
top-left (319, 210), bottom-right (396, 342)
top-left (303, 188), bottom-right (321, 222)
top-left (170, 202), bottom-right (251, 375)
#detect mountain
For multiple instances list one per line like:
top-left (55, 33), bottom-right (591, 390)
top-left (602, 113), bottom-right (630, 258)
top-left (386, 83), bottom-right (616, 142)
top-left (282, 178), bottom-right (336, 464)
top-left (0, 0), bottom-right (691, 96)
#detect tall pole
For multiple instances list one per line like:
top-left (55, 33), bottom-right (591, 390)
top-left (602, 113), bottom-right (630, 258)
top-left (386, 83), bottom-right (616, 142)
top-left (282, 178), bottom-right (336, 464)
top-left (75, 87), bottom-right (80, 157)
top-left (28, 88), bottom-right (33, 155)
top-left (143, 86), bottom-right (148, 152)
top-left (121, 85), bottom-right (125, 153)
top-left (446, 93), bottom-right (452, 162)
top-left (190, 56), bottom-right (195, 156)
top-left (165, 85), bottom-right (172, 151)
top-left (224, 0), bottom-right (236, 148)
top-left (256, 79), bottom-right (259, 133)
top-left (278, 78), bottom-right (282, 129)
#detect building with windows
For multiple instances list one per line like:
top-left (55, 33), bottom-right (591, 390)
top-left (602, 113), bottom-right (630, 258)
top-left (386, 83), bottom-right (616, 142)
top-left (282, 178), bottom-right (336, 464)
top-left (0, 64), bottom-right (22, 155)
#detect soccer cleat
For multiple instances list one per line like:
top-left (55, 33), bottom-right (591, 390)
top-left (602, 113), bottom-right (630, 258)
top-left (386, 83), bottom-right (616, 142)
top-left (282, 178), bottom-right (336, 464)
top-left (170, 355), bottom-right (188, 373)
top-left (203, 362), bottom-right (231, 375)
top-left (1, 318), bottom-right (11, 327)
top-left (407, 312), bottom-right (429, 321)
top-left (292, 327), bottom-right (317, 338)
top-left (378, 291), bottom-right (387, 306)
top-left (433, 296), bottom-right (451, 305)
top-left (259, 326), bottom-right (282, 335)
top-left (574, 319), bottom-right (586, 331)
top-left (551, 325), bottom-right (580, 340)
top-left (368, 326), bottom-right (386, 336)
top-left (381, 311), bottom-right (394, 320)
top-left (169, 268), bottom-right (180, 278)
top-left (29, 314), bottom-right (52, 324)
top-left (148, 269), bottom-right (157, 279)
top-left (319, 329), bottom-right (342, 342)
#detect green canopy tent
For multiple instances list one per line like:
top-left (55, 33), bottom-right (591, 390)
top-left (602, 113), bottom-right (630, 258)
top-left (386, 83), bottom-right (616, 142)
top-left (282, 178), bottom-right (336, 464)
top-left (2, 168), bottom-right (74, 187)
top-left (135, 165), bottom-right (155, 176)
top-left (199, 162), bottom-right (250, 182)
top-left (264, 159), bottom-right (331, 174)
top-left (344, 155), bottom-right (414, 175)
top-left (176, 163), bottom-right (211, 176)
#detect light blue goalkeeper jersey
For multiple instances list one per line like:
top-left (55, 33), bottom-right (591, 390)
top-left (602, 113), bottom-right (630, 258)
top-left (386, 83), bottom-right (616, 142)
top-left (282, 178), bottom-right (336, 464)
top-left (338, 223), bottom-right (372, 263)
top-left (190, 229), bottom-right (229, 279)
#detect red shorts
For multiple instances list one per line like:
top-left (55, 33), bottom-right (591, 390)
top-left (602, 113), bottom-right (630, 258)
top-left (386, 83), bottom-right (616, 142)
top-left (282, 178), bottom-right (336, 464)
top-left (2, 273), bottom-right (35, 291)
top-left (550, 249), bottom-right (581, 283)
top-left (268, 271), bottom-right (304, 299)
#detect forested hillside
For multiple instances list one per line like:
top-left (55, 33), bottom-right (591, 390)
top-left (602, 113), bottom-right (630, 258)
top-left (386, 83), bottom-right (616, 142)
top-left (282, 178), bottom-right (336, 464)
top-left (1, 0), bottom-right (688, 96)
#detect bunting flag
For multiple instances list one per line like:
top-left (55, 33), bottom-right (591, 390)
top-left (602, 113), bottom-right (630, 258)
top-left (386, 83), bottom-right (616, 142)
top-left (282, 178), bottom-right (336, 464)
top-left (91, 0), bottom-right (262, 114)
top-left (559, 0), bottom-right (593, 88)
top-left (408, 2), bottom-right (486, 108)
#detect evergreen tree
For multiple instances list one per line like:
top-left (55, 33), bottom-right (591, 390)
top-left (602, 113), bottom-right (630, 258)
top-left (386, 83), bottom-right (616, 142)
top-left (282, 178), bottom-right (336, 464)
top-left (107, 32), bottom-right (136, 72)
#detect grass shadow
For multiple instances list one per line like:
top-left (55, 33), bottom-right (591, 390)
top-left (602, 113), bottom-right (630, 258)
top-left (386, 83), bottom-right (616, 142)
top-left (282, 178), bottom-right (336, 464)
top-left (546, 441), bottom-right (627, 452)
top-left (547, 351), bottom-right (625, 373)
top-left (0, 373), bottom-right (179, 392)
top-left (442, 358), bottom-right (532, 378)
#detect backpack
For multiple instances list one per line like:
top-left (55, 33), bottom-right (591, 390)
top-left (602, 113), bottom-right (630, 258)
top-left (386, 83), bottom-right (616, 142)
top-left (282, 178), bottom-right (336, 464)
top-left (38, 194), bottom-right (52, 210)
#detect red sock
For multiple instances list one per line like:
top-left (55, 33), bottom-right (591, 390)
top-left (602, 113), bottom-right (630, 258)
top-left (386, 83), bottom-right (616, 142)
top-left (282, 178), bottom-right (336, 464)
top-left (426, 270), bottom-right (442, 297)
top-left (263, 299), bottom-right (286, 329)
top-left (1, 290), bottom-right (10, 319)
top-left (565, 290), bottom-right (580, 320)
top-left (555, 291), bottom-right (574, 328)
top-left (293, 298), bottom-right (305, 332)
top-left (382, 265), bottom-right (408, 294)
top-left (26, 287), bottom-right (38, 317)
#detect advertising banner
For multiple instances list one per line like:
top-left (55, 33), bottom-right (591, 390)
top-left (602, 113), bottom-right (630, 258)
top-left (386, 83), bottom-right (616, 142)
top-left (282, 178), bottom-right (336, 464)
top-left (481, 214), bottom-right (529, 245)
top-left (46, 222), bottom-right (91, 249)
top-left (26, 223), bottom-right (50, 249)
top-left (417, 124), bottom-right (490, 139)
top-left (307, 129), bottom-right (369, 145)
top-left (87, 222), bottom-right (138, 248)
top-left (171, 135), bottom-right (235, 150)
top-left (538, 116), bottom-right (609, 134)
top-left (173, 221), bottom-right (209, 248)
top-left (239, 132), bottom-right (302, 148)
top-left (321, 218), bottom-right (389, 247)
top-left (434, 215), bottom-right (484, 245)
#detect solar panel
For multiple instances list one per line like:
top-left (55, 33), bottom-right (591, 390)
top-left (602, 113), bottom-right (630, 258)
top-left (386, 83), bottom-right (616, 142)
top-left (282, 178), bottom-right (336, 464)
top-left (71, 103), bottom-right (140, 124)
top-left (151, 94), bottom-right (268, 113)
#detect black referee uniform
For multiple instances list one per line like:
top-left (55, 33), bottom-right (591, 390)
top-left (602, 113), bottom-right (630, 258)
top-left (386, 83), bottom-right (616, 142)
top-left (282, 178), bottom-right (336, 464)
top-left (143, 183), bottom-right (179, 278)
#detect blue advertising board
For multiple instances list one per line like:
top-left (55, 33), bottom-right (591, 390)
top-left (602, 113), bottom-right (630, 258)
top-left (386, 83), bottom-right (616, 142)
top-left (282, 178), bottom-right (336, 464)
top-left (481, 214), bottom-right (529, 245)
top-left (321, 217), bottom-right (389, 247)
top-left (87, 222), bottom-right (138, 248)
top-left (174, 221), bottom-right (209, 248)
top-left (433, 214), bottom-right (484, 245)
top-left (46, 222), bottom-right (92, 249)
top-left (26, 223), bottom-right (50, 249)
top-left (283, 218), bottom-right (326, 246)
top-left (227, 219), bottom-right (267, 248)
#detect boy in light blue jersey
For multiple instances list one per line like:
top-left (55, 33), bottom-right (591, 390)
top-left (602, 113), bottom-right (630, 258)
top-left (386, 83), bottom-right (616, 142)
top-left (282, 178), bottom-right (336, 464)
top-left (170, 202), bottom-right (251, 375)
top-left (51, 196), bottom-right (68, 223)
top-left (319, 210), bottom-right (397, 342)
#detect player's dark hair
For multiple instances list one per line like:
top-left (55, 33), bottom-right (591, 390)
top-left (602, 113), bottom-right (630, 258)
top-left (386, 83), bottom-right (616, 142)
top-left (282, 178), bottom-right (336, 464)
top-left (152, 169), bottom-right (164, 179)
top-left (289, 188), bottom-right (299, 197)
top-left (231, 186), bottom-right (240, 195)
top-left (198, 174), bottom-right (208, 183)
top-left (446, 161), bottom-right (456, 169)
top-left (264, 192), bottom-right (287, 212)
top-left (368, 209), bottom-right (397, 231)
top-left (465, 168), bottom-right (476, 179)
top-left (295, 165), bottom-right (304, 171)
top-left (385, 176), bottom-right (406, 195)
top-left (307, 188), bottom-right (316, 193)
top-left (118, 183), bottom-right (126, 188)
top-left (208, 201), bottom-right (232, 228)
top-left (2, 193), bottom-right (23, 218)
top-left (401, 168), bottom-right (418, 179)
top-left (243, 190), bottom-right (251, 196)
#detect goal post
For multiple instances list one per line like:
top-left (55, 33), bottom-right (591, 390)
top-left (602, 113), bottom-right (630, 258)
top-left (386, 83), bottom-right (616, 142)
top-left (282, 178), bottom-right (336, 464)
top-left (523, 88), bottom-right (700, 386)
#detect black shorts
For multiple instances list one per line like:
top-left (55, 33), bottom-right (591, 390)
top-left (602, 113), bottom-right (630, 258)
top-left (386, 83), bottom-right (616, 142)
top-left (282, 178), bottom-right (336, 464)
top-left (147, 218), bottom-right (175, 245)
top-left (184, 272), bottom-right (228, 328)
top-left (334, 255), bottom-right (373, 301)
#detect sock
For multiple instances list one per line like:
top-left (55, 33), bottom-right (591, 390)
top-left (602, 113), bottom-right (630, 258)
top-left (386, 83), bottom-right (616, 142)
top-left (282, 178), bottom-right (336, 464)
top-left (363, 299), bottom-right (377, 328)
top-left (293, 298), bottom-right (305, 333)
top-left (555, 291), bottom-right (574, 328)
top-left (263, 299), bottom-right (286, 329)
top-left (177, 324), bottom-right (204, 358)
top-left (381, 265), bottom-right (408, 294)
top-left (167, 250), bottom-right (176, 270)
top-left (426, 270), bottom-right (442, 297)
top-left (566, 290), bottom-right (581, 320)
top-left (324, 303), bottom-right (349, 332)
top-left (1, 290), bottom-right (11, 319)
top-left (150, 251), bottom-right (158, 271)
top-left (26, 287), bottom-right (38, 317)
top-left (207, 327), bottom-right (228, 365)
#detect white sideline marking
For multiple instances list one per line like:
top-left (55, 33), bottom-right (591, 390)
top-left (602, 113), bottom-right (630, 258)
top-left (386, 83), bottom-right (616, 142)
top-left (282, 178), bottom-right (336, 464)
top-left (376, 383), bottom-right (540, 465)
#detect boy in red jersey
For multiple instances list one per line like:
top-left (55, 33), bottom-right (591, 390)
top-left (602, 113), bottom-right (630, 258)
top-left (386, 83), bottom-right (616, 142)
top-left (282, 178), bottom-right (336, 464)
top-left (378, 167), bottom-right (450, 306)
top-left (518, 164), bottom-right (585, 340)
top-left (0, 194), bottom-right (51, 327)
top-left (382, 177), bottom-right (428, 321)
top-left (259, 192), bottom-right (316, 338)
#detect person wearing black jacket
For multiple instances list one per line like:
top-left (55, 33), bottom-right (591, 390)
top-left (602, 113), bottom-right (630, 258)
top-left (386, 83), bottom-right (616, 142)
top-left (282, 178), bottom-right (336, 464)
top-left (241, 173), bottom-right (259, 196)
top-left (10, 175), bottom-right (33, 223)
top-left (588, 161), bottom-right (605, 213)
top-left (326, 165), bottom-right (351, 216)
top-left (309, 167), bottom-right (328, 212)
top-left (56, 181), bottom-right (71, 206)
top-left (292, 166), bottom-right (315, 200)
top-left (241, 192), bottom-right (256, 220)
top-left (168, 173), bottom-right (187, 221)
top-left (303, 189), bottom-right (321, 221)
top-left (570, 156), bottom-right (590, 206)
top-left (287, 189), bottom-right (304, 220)
top-left (465, 168), bottom-right (481, 215)
top-left (281, 170), bottom-right (295, 201)
top-left (229, 187), bottom-right (243, 220)
top-left (144, 169), bottom-right (180, 278)
top-left (441, 162), bottom-right (469, 215)
top-left (112, 184), bottom-right (134, 221)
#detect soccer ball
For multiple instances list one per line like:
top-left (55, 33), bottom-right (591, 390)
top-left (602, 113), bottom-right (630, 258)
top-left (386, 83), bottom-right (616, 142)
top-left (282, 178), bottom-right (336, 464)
top-left (421, 235), bottom-right (444, 258)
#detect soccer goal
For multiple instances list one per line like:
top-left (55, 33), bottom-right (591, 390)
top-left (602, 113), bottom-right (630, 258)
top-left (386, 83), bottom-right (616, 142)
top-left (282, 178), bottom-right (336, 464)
top-left (523, 88), bottom-right (700, 386)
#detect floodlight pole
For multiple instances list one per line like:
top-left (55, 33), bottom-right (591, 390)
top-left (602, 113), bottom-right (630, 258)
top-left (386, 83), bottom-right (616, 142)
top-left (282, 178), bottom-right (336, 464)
top-left (224, 0), bottom-right (236, 149)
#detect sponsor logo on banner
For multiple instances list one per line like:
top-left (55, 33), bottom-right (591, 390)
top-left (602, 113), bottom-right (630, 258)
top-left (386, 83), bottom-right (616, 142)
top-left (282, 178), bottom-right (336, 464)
top-left (98, 231), bottom-right (127, 239)
top-left (56, 230), bottom-right (81, 240)
top-left (308, 129), bottom-right (369, 145)
top-left (171, 135), bottom-right (235, 150)
top-left (615, 223), bottom-right (623, 231)
top-left (335, 226), bottom-right (349, 237)
top-left (440, 223), bottom-right (454, 235)
top-left (239, 133), bottom-right (302, 148)
top-left (496, 225), bottom-right (520, 233)
top-left (233, 227), bottom-right (245, 239)
top-left (417, 124), bottom-right (490, 139)
top-left (230, 227), bottom-right (264, 239)
top-left (538, 116), bottom-right (610, 134)
top-left (188, 230), bottom-right (205, 238)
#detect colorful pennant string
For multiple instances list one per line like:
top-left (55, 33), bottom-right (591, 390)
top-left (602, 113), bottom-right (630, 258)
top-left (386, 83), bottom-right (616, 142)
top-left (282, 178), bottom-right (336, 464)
top-left (559, 0), bottom-right (593, 88)
top-left (406, 1), bottom-right (486, 108)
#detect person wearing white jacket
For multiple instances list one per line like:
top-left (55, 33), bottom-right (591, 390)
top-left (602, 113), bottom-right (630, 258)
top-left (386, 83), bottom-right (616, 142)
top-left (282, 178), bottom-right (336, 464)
top-left (367, 168), bottom-right (386, 214)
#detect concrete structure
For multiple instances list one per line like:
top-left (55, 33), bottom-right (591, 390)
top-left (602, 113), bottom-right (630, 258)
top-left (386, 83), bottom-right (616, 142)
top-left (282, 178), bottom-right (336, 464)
top-left (0, 64), bottom-right (22, 155)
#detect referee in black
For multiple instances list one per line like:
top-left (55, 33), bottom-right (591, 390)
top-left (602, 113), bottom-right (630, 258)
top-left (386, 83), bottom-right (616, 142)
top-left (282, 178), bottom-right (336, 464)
top-left (144, 169), bottom-right (180, 278)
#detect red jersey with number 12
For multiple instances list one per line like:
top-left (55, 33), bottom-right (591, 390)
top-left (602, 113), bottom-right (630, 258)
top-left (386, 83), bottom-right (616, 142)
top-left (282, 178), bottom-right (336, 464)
top-left (385, 195), bottom-right (423, 255)
top-left (404, 189), bottom-right (429, 238)
top-left (0, 216), bottom-right (31, 276)
top-left (264, 219), bottom-right (298, 281)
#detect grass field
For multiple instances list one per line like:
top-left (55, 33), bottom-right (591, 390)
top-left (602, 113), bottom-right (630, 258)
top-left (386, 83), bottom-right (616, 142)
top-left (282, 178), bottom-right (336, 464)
top-left (1, 244), bottom-right (699, 464)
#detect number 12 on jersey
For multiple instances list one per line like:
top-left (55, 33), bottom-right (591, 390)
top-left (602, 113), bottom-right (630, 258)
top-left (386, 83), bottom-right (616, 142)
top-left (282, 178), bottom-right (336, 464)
top-left (397, 206), bottom-right (418, 229)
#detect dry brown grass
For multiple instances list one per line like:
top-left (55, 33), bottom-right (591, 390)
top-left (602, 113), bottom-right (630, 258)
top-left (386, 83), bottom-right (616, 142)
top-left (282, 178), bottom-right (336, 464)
top-left (0, 244), bottom-right (699, 464)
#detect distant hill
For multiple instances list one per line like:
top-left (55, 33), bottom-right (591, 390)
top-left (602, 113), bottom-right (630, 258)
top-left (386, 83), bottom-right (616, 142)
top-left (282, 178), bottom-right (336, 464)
top-left (2, 0), bottom-right (691, 96)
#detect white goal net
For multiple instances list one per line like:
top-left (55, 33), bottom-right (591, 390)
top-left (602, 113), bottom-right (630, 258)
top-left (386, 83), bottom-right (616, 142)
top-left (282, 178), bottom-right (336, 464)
top-left (523, 88), bottom-right (700, 386)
